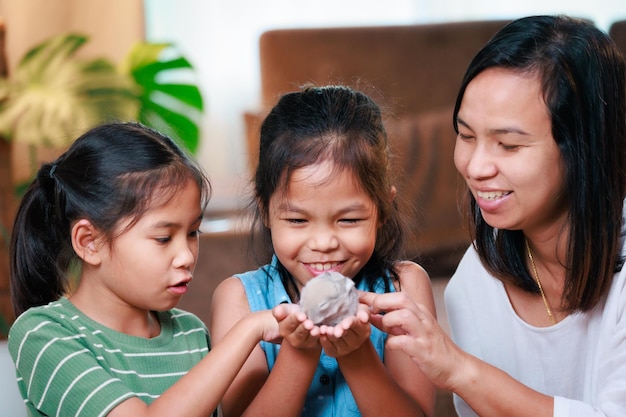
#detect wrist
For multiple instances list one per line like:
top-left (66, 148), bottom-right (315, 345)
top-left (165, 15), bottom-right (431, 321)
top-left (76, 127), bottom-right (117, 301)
top-left (448, 350), bottom-right (480, 394)
top-left (249, 309), bottom-right (279, 343)
top-left (336, 338), bottom-right (373, 362)
top-left (282, 338), bottom-right (322, 355)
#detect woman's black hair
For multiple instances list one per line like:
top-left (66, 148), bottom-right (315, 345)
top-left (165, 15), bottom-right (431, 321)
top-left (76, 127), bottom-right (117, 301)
top-left (453, 15), bottom-right (626, 311)
top-left (10, 122), bottom-right (211, 316)
top-left (250, 85), bottom-right (404, 300)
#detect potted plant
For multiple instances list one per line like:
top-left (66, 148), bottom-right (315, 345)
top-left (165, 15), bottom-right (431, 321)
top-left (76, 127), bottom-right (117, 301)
top-left (0, 32), bottom-right (204, 334)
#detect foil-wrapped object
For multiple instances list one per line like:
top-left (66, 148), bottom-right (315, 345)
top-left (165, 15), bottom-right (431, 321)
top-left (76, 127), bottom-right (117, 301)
top-left (299, 271), bottom-right (359, 325)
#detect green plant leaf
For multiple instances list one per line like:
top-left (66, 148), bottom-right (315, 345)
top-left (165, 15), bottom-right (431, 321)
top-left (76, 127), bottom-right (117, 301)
top-left (139, 95), bottom-right (201, 154)
top-left (0, 33), bottom-right (138, 147)
top-left (121, 42), bottom-right (204, 154)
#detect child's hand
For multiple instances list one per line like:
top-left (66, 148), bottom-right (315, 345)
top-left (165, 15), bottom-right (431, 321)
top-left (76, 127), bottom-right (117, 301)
top-left (317, 304), bottom-right (370, 357)
top-left (245, 310), bottom-right (282, 344)
top-left (273, 303), bottom-right (320, 350)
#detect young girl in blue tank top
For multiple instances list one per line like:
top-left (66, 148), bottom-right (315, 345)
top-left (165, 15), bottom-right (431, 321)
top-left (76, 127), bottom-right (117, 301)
top-left (210, 86), bottom-right (437, 417)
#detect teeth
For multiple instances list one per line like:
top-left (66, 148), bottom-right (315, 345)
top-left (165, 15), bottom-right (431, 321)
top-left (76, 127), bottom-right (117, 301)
top-left (477, 190), bottom-right (510, 200)
top-left (311, 262), bottom-right (338, 271)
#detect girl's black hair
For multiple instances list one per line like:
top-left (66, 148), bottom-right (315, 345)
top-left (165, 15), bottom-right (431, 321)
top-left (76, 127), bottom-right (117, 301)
top-left (250, 85), bottom-right (405, 300)
top-left (453, 15), bottom-right (626, 312)
top-left (10, 122), bottom-right (211, 316)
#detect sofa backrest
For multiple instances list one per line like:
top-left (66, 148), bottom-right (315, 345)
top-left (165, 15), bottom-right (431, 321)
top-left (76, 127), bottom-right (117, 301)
top-left (246, 20), bottom-right (509, 169)
top-left (257, 20), bottom-right (509, 114)
top-left (609, 19), bottom-right (626, 60)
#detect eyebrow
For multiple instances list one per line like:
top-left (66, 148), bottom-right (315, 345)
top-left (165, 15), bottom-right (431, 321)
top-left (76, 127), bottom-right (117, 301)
top-left (456, 116), bottom-right (530, 136)
top-left (277, 201), bottom-right (369, 214)
top-left (151, 214), bottom-right (204, 229)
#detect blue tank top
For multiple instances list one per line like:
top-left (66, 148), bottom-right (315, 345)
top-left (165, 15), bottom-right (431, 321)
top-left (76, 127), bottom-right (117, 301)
top-left (236, 256), bottom-right (393, 417)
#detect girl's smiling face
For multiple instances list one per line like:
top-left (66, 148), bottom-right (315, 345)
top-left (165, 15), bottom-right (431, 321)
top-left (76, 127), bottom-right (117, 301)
top-left (454, 67), bottom-right (568, 236)
top-left (268, 160), bottom-right (379, 291)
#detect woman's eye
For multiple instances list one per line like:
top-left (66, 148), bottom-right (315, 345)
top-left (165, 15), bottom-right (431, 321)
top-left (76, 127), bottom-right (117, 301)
top-left (457, 132), bottom-right (474, 141)
top-left (500, 143), bottom-right (519, 151)
top-left (155, 237), bottom-right (171, 244)
top-left (189, 229), bottom-right (202, 238)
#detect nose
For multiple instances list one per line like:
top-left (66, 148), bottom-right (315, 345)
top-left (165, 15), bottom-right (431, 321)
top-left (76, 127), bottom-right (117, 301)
top-left (173, 240), bottom-right (197, 270)
top-left (456, 140), bottom-right (497, 180)
top-left (308, 226), bottom-right (339, 252)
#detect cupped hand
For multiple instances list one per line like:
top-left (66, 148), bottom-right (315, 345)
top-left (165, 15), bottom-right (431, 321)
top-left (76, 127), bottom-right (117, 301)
top-left (317, 304), bottom-right (371, 357)
top-left (273, 303), bottom-right (320, 350)
top-left (359, 290), bottom-right (468, 391)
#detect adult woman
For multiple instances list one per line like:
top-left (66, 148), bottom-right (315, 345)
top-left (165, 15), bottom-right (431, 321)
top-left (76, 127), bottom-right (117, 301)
top-left (361, 15), bottom-right (626, 416)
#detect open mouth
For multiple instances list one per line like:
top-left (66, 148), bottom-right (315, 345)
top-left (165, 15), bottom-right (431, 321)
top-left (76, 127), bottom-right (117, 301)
top-left (169, 280), bottom-right (190, 295)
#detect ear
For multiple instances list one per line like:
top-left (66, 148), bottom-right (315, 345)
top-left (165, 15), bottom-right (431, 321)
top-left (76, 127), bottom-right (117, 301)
top-left (71, 219), bottom-right (103, 266)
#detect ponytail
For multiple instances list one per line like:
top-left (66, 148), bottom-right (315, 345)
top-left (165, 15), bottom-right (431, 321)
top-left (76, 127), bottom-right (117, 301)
top-left (10, 162), bottom-right (72, 316)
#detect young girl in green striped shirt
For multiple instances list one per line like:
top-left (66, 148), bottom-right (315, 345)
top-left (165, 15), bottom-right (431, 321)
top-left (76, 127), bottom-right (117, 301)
top-left (8, 122), bottom-right (279, 417)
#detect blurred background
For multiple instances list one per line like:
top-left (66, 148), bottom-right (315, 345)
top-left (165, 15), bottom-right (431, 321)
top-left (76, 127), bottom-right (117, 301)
top-left (143, 0), bottom-right (626, 211)
top-left (0, 0), bottom-right (623, 211)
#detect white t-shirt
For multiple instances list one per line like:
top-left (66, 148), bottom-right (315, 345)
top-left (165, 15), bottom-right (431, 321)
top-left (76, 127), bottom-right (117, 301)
top-left (445, 242), bottom-right (626, 416)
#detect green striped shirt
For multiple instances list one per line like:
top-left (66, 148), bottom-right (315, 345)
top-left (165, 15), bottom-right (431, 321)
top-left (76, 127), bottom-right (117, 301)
top-left (8, 297), bottom-right (209, 417)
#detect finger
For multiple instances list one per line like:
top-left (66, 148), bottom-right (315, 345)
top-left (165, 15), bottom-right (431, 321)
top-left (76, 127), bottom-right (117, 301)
top-left (385, 334), bottom-right (418, 353)
top-left (309, 325), bottom-right (321, 337)
top-left (369, 312), bottom-right (385, 331)
top-left (273, 303), bottom-right (301, 320)
top-left (370, 292), bottom-right (418, 314)
top-left (273, 304), bottom-right (288, 320)
top-left (302, 318), bottom-right (316, 331)
top-left (380, 306), bottom-right (438, 338)
top-left (383, 309), bottom-right (419, 330)
top-left (356, 304), bottom-right (370, 323)
top-left (358, 290), bottom-right (375, 305)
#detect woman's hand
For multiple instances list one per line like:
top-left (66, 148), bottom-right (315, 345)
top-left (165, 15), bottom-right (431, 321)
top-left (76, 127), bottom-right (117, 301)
top-left (318, 304), bottom-right (371, 357)
top-left (359, 290), bottom-right (466, 391)
top-left (272, 303), bottom-right (321, 350)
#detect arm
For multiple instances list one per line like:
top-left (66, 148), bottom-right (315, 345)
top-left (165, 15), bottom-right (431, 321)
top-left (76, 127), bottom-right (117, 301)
top-left (9, 304), bottom-right (277, 417)
top-left (209, 277), bottom-right (320, 417)
top-left (328, 261), bottom-right (436, 417)
top-left (112, 309), bottom-right (280, 417)
top-left (362, 285), bottom-right (555, 417)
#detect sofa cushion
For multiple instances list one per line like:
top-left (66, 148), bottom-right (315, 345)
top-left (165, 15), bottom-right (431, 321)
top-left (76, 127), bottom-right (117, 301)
top-left (387, 107), bottom-right (469, 275)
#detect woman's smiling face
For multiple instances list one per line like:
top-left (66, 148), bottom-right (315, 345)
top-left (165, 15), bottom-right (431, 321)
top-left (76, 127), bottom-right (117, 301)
top-left (454, 67), bottom-right (568, 235)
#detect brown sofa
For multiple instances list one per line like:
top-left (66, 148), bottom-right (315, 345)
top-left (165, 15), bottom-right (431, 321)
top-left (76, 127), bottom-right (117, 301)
top-left (609, 19), bottom-right (626, 57)
top-left (243, 20), bottom-right (510, 275)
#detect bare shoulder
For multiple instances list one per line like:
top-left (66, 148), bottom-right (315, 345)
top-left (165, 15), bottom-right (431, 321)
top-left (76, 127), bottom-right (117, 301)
top-left (209, 276), bottom-right (250, 338)
top-left (395, 260), bottom-right (431, 289)
top-left (394, 260), bottom-right (436, 312)
top-left (212, 276), bottom-right (246, 303)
